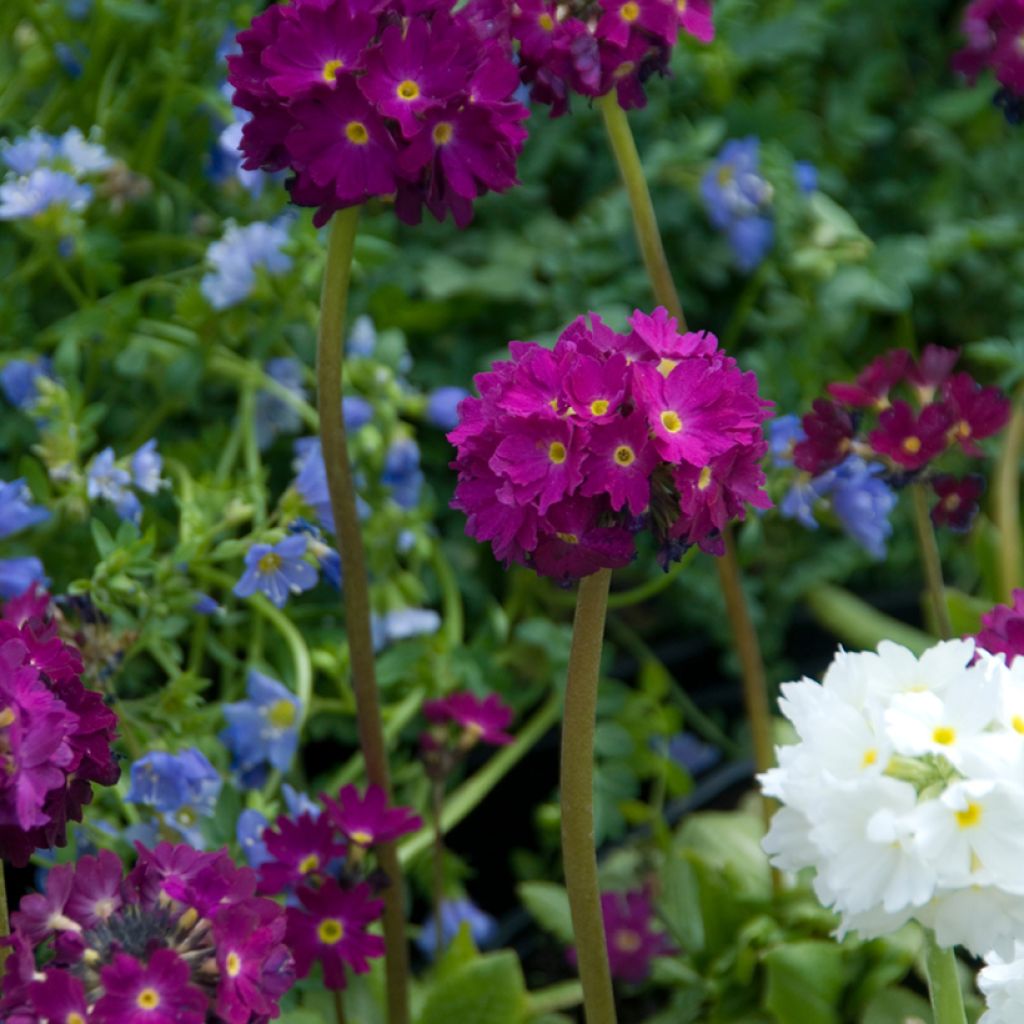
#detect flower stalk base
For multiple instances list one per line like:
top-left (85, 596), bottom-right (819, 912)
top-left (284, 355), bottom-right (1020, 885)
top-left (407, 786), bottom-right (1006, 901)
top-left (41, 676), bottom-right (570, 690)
top-left (911, 482), bottom-right (953, 640)
top-left (925, 935), bottom-right (967, 1024)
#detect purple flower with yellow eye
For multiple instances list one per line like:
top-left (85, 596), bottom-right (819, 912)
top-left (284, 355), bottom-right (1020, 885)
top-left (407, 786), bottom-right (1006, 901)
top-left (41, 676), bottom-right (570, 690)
top-left (234, 535), bottom-right (318, 608)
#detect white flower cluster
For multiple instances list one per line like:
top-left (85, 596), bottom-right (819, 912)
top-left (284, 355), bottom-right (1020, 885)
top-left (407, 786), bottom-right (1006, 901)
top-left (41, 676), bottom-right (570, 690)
top-left (979, 943), bottom-right (1024, 1024)
top-left (760, 639), bottom-right (1024, 960)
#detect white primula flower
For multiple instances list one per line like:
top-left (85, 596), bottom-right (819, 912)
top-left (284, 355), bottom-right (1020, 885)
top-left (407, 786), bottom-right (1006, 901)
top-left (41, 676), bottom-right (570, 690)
top-left (762, 805), bottom-right (817, 873)
top-left (979, 942), bottom-right (1024, 1024)
top-left (920, 888), bottom-right (1024, 960)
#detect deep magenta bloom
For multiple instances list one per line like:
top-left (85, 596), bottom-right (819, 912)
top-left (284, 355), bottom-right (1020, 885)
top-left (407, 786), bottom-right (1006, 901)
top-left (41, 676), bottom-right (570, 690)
top-left (793, 399), bottom-right (854, 474)
top-left (257, 812), bottom-right (347, 894)
top-left (449, 307), bottom-right (772, 580)
top-left (930, 473), bottom-right (985, 532)
top-left (827, 349), bottom-right (911, 409)
top-left (320, 784), bottom-right (422, 848)
top-left (67, 849), bottom-right (124, 928)
top-left (286, 879), bottom-right (385, 989)
top-left (954, 0), bottom-right (1024, 103)
top-left (906, 344), bottom-right (961, 400)
top-left (678, 0), bottom-right (715, 42)
top-left (943, 371), bottom-right (1011, 455)
top-left (976, 590), bottom-right (1024, 665)
top-left (227, 0), bottom-right (528, 226)
top-left (423, 691), bottom-right (515, 746)
top-left (868, 399), bottom-right (951, 470)
top-left (94, 949), bottom-right (207, 1024)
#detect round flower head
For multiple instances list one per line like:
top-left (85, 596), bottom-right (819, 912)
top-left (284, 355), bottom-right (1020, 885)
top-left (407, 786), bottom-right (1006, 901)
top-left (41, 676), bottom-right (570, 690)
top-left (448, 307), bottom-right (772, 582)
top-left (227, 0), bottom-right (528, 227)
top-left (505, 0), bottom-right (715, 116)
top-left (1, 842), bottom-right (295, 1023)
top-left (953, 0), bottom-right (1024, 124)
top-left (760, 638), bottom-right (1024, 958)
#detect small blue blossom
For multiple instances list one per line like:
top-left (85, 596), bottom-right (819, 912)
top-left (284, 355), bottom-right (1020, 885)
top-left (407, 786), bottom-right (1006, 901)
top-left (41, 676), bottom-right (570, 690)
top-left (779, 474), bottom-right (831, 530)
top-left (0, 480), bottom-right (50, 540)
top-left (794, 160), bottom-right (818, 194)
top-left (222, 669), bottom-right (302, 777)
top-left (0, 168), bottom-right (91, 221)
top-left (200, 220), bottom-right (292, 310)
top-left (768, 414), bottom-right (806, 469)
top-left (426, 387), bottom-right (470, 431)
top-left (1, 130), bottom-right (59, 175)
top-left (293, 438), bottom-right (334, 530)
top-left (830, 457), bottom-right (897, 560)
top-left (0, 557), bottom-right (47, 599)
top-left (85, 448), bottom-right (133, 505)
top-left (193, 592), bottom-right (222, 615)
top-left (0, 357), bottom-right (53, 409)
top-left (289, 519), bottom-right (342, 589)
top-left (237, 809), bottom-right (272, 868)
top-left (343, 395), bottom-right (373, 432)
top-left (233, 534), bottom-right (318, 608)
top-left (726, 215), bottom-right (775, 273)
top-left (417, 899), bottom-right (499, 959)
top-left (347, 315), bottom-right (377, 358)
top-left (282, 783), bottom-right (320, 818)
top-left (666, 732), bottom-right (721, 776)
top-left (372, 607), bottom-right (441, 651)
top-left (130, 439), bottom-right (164, 495)
top-left (215, 110), bottom-right (267, 196)
top-left (64, 0), bottom-right (93, 20)
top-left (255, 358), bottom-right (308, 450)
top-left (126, 749), bottom-right (222, 846)
top-left (382, 438), bottom-right (424, 509)
top-left (55, 42), bottom-right (86, 78)
top-left (57, 127), bottom-right (114, 176)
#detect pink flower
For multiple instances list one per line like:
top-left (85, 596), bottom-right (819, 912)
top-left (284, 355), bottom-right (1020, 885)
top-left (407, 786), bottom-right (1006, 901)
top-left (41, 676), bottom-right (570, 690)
top-left (942, 372), bottom-right (1011, 456)
top-left (976, 590), bottom-right (1024, 665)
top-left (94, 949), bottom-right (207, 1024)
top-left (531, 499), bottom-right (636, 582)
top-left (423, 691), bottom-right (515, 746)
top-left (580, 411), bottom-right (659, 515)
top-left (868, 400), bottom-right (951, 470)
top-left (827, 349), bottom-right (911, 409)
top-left (929, 473), bottom-right (985, 533)
top-left (793, 399), bottom-right (854, 474)
top-left (678, 0), bottom-right (715, 42)
top-left (906, 344), bottom-right (960, 401)
top-left (257, 813), bottom-right (346, 894)
top-left (489, 415), bottom-right (585, 513)
top-left (320, 784), bottom-right (422, 848)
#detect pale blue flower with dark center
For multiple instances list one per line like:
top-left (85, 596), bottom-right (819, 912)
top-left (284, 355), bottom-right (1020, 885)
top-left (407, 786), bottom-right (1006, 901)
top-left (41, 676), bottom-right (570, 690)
top-left (233, 534), bottom-right (318, 608)
top-left (0, 479), bottom-right (49, 539)
top-left (222, 669), bottom-right (302, 776)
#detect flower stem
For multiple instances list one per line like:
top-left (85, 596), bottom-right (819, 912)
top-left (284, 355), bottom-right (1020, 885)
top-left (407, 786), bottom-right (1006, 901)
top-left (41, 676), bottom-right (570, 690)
top-left (995, 386), bottom-right (1024, 603)
top-left (561, 569), bottom-right (617, 1024)
top-left (333, 988), bottom-right (347, 1024)
top-left (910, 483), bottom-right (953, 640)
top-left (317, 206), bottom-right (410, 1024)
top-left (924, 934), bottom-right (967, 1024)
top-left (431, 780), bottom-right (446, 956)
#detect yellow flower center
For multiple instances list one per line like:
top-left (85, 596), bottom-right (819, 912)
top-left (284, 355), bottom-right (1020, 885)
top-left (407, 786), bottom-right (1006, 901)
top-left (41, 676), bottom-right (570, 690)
top-left (298, 853), bottom-right (320, 875)
top-left (268, 698), bottom-right (296, 729)
top-left (322, 59), bottom-right (344, 83)
top-left (956, 801), bottom-right (982, 829)
top-left (556, 532), bottom-right (579, 544)
top-left (614, 928), bottom-right (642, 952)
top-left (862, 748), bottom-right (878, 767)
top-left (548, 441), bottom-right (567, 464)
top-left (956, 419), bottom-right (971, 438)
top-left (1014, 715), bottom-right (1024, 734)
top-left (677, 0), bottom-right (687, 10)
top-left (620, 1), bottom-right (640, 21)
top-left (901, 435), bottom-right (922, 455)
top-left (697, 466), bottom-right (713, 491)
top-left (396, 79), bottom-right (420, 101)
top-left (350, 828), bottom-right (374, 845)
top-left (614, 445), bottom-right (635, 467)
top-left (0, 707), bottom-right (14, 729)
top-left (318, 918), bottom-right (345, 944)
top-left (137, 988), bottom-right (160, 1010)
top-left (69, 1015), bottom-right (87, 1024)
top-left (345, 121), bottom-right (370, 145)
top-left (944, 494), bottom-right (961, 511)
top-left (589, 399), bottom-right (609, 416)
top-left (258, 552), bottom-right (283, 574)
top-left (432, 121), bottom-right (454, 145)
top-left (932, 725), bottom-right (956, 746)
top-left (94, 897), bottom-right (116, 920)
top-left (660, 410), bottom-right (682, 434)
top-left (538, 12), bottom-right (554, 30)
top-left (226, 951), bottom-right (242, 978)
top-left (717, 164), bottom-right (734, 185)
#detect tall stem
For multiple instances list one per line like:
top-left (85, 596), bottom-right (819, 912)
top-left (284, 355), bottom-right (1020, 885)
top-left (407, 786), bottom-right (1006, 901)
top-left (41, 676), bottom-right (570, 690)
top-left (561, 569), bottom-right (617, 1024)
top-left (924, 934), bottom-right (967, 1024)
top-left (431, 780), bottom-right (446, 956)
top-left (994, 388), bottom-right (1024, 603)
top-left (911, 483), bottom-right (953, 640)
top-left (316, 207), bottom-right (410, 1024)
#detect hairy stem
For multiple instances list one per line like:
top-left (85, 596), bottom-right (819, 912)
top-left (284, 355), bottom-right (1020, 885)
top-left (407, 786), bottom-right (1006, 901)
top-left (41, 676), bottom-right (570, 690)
top-left (925, 934), bottom-right (967, 1024)
top-left (561, 569), bottom-right (617, 1024)
top-left (317, 207), bottom-right (409, 1024)
top-left (911, 483), bottom-right (953, 640)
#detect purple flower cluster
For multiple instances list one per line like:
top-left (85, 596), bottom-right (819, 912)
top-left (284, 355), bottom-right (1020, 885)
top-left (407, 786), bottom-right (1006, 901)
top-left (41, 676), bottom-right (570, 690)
top-left (1, 843), bottom-right (294, 1023)
top-left (256, 783), bottom-right (421, 990)
top-left (975, 590), bottom-right (1024, 665)
top-left (448, 307), bottom-right (772, 583)
top-left (954, 0), bottom-right (1024, 123)
top-left (0, 589), bottom-right (119, 867)
top-left (228, 0), bottom-right (529, 227)
top-left (502, 0), bottom-right (714, 115)
top-left (791, 346), bottom-right (1010, 533)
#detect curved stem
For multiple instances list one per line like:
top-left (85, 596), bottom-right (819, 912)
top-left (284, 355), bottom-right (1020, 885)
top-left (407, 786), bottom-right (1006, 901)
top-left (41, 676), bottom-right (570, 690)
top-left (925, 934), bottom-right (967, 1024)
top-left (316, 207), bottom-right (410, 1024)
top-left (561, 569), bottom-right (617, 1024)
top-left (911, 483), bottom-right (953, 640)
top-left (994, 388), bottom-right (1024, 603)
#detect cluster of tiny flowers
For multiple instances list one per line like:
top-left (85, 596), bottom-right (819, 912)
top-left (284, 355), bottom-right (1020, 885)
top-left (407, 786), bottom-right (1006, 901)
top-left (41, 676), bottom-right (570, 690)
top-left (0, 589), bottom-right (119, 867)
top-left (1, 843), bottom-right (295, 1023)
top-left (228, 0), bottom-right (529, 227)
top-left (568, 888), bottom-right (673, 983)
top-left (701, 137), bottom-right (817, 272)
top-left (954, 0), bottom-right (1024, 124)
top-left (788, 346), bottom-right (1009, 534)
top-left (448, 307), bottom-right (772, 583)
top-left (201, 220), bottom-right (293, 310)
top-left (975, 590), bottom-right (1024, 666)
top-left (761, 638), bottom-right (1024, 959)
top-left (85, 440), bottom-right (165, 523)
top-left (255, 783), bottom-right (421, 989)
top-left (0, 127), bottom-right (115, 221)
top-left (500, 0), bottom-right (713, 116)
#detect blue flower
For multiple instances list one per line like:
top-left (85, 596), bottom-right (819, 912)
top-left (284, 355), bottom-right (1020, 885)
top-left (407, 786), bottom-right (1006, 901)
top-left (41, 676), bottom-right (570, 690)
top-left (726, 215), bottom-right (775, 273)
top-left (129, 439), bottom-right (163, 495)
top-left (293, 437), bottom-right (370, 533)
top-left (343, 395), bottom-right (373, 432)
top-left (347, 315), bottom-right (377, 358)
top-left (0, 557), bottom-right (47, 599)
top-left (86, 448), bottom-right (132, 505)
top-left (200, 220), bottom-right (292, 310)
top-left (1, 130), bottom-right (59, 175)
top-left (426, 387), bottom-right (469, 431)
top-left (0, 357), bottom-right (53, 409)
top-left (372, 607), bottom-right (441, 651)
top-left (666, 733), bottom-right (720, 776)
top-left (237, 809), bottom-right (271, 868)
top-left (779, 474), bottom-right (832, 530)
top-left (215, 109), bottom-right (267, 196)
top-left (222, 669), bottom-right (301, 777)
top-left (794, 160), bottom-right (818, 194)
top-left (233, 535), bottom-right (318, 608)
top-left (255, 358), bottom-right (308, 450)
top-left (289, 519), bottom-right (341, 589)
top-left (382, 438), bottom-right (423, 509)
top-left (56, 128), bottom-right (113, 176)
top-left (193, 592), bottom-right (222, 615)
top-left (282, 783), bottom-right (320, 818)
top-left (830, 457), bottom-right (897, 560)
top-left (768, 414), bottom-right (806, 469)
top-left (0, 480), bottom-right (49, 540)
top-left (0, 168), bottom-right (91, 221)
top-left (417, 899), bottom-right (499, 959)
top-left (126, 749), bottom-right (222, 845)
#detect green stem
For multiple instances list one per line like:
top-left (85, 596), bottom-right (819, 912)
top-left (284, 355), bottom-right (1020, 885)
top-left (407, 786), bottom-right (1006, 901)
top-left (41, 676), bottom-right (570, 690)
top-left (911, 483), bottom-right (953, 640)
top-left (924, 934), bottom-right (967, 1024)
top-left (333, 988), bottom-right (347, 1024)
top-left (805, 584), bottom-right (932, 655)
top-left (597, 92), bottom-right (685, 327)
top-left (994, 387), bottom-right (1024, 603)
top-left (561, 569), bottom-right (617, 1024)
top-left (431, 780), bottom-right (446, 955)
top-left (526, 981), bottom-right (584, 1018)
top-left (317, 207), bottom-right (410, 1024)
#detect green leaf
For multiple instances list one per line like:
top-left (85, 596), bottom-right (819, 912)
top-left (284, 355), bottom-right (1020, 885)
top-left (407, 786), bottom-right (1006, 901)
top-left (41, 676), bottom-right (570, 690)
top-left (859, 987), bottom-right (932, 1024)
top-left (90, 519), bottom-right (116, 559)
top-left (658, 852), bottom-right (705, 953)
top-left (762, 941), bottom-right (846, 1024)
top-left (416, 951), bottom-right (527, 1024)
top-left (675, 811), bottom-right (772, 904)
top-left (434, 921), bottom-right (480, 981)
top-left (517, 882), bottom-right (574, 945)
